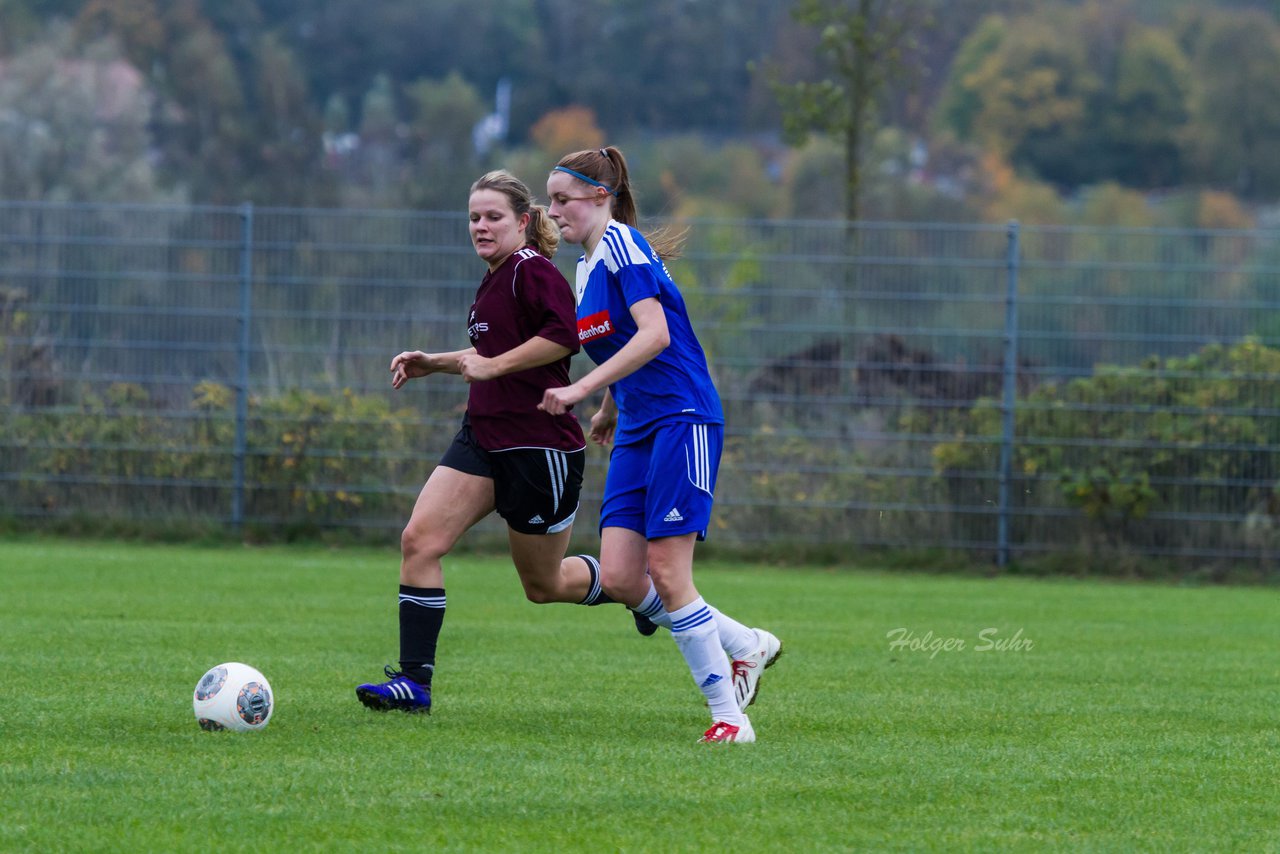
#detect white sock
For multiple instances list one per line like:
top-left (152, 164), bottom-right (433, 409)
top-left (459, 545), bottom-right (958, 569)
top-left (708, 606), bottom-right (757, 660)
top-left (632, 584), bottom-right (672, 629)
top-left (668, 597), bottom-right (739, 724)
top-left (635, 579), bottom-right (756, 659)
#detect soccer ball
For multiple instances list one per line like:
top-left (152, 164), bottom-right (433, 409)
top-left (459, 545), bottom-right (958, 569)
top-left (193, 662), bottom-right (274, 732)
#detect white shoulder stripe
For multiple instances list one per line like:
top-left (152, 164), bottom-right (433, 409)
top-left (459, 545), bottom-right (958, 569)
top-left (601, 224), bottom-right (650, 273)
top-left (510, 248), bottom-right (544, 296)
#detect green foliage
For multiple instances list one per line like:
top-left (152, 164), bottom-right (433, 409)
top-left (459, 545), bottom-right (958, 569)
top-left (752, 0), bottom-right (936, 220)
top-left (2, 381), bottom-right (421, 527)
top-left (933, 338), bottom-right (1280, 554)
top-left (952, 11), bottom-right (1104, 186)
top-left (0, 0), bottom-right (1273, 217)
top-left (0, 22), bottom-right (170, 202)
top-left (935, 14), bottom-right (1006, 140)
top-left (1106, 26), bottom-right (1190, 187)
top-left (1181, 8), bottom-right (1280, 198)
top-left (764, 0), bottom-right (935, 219)
top-left (399, 73), bottom-right (487, 209)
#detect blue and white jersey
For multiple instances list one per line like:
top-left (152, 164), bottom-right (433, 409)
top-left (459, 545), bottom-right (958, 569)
top-left (574, 220), bottom-right (724, 445)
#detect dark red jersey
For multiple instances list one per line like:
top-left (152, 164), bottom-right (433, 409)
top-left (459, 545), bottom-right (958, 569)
top-left (465, 247), bottom-right (585, 452)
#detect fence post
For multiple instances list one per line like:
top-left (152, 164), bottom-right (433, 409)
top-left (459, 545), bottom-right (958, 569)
top-left (997, 220), bottom-right (1020, 567)
top-left (232, 203), bottom-right (254, 530)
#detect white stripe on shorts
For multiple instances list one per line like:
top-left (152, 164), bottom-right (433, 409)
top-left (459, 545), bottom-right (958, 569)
top-left (544, 449), bottom-right (567, 514)
top-left (685, 425), bottom-right (712, 495)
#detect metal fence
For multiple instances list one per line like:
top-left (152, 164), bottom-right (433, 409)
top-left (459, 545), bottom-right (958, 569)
top-left (3, 201), bottom-right (1279, 566)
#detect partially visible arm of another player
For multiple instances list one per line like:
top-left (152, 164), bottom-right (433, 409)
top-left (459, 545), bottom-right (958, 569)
top-left (457, 337), bottom-right (572, 384)
top-left (538, 297), bottom-right (669, 415)
top-left (588, 388), bottom-right (617, 446)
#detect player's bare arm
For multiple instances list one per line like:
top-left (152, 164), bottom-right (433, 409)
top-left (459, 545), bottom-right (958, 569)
top-left (589, 389), bottom-right (617, 445)
top-left (390, 348), bottom-right (476, 389)
top-left (458, 336), bottom-right (572, 384)
top-left (538, 297), bottom-right (669, 415)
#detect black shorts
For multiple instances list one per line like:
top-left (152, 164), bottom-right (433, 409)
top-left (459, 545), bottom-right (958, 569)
top-left (439, 423), bottom-right (584, 535)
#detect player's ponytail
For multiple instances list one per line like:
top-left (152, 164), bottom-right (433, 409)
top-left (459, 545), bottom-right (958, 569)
top-left (554, 146), bottom-right (686, 261)
top-left (469, 170), bottom-right (560, 259)
top-left (524, 205), bottom-right (560, 259)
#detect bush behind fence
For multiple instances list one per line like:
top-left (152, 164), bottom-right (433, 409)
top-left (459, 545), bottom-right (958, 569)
top-left (3, 202), bottom-right (1279, 570)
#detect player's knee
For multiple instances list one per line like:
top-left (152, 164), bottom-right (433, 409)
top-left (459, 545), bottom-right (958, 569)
top-left (521, 578), bottom-right (558, 604)
top-left (401, 524), bottom-right (448, 563)
top-left (599, 571), bottom-right (642, 604)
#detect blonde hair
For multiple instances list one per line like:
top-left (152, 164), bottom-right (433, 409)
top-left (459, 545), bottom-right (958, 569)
top-left (469, 170), bottom-right (560, 259)
top-left (553, 146), bottom-right (686, 260)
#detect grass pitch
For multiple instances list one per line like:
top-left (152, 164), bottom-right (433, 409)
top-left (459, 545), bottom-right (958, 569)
top-left (1, 538), bottom-right (1277, 852)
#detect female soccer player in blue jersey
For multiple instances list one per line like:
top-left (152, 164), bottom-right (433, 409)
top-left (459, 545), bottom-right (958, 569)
top-left (356, 171), bottom-right (611, 715)
top-left (541, 147), bottom-right (782, 743)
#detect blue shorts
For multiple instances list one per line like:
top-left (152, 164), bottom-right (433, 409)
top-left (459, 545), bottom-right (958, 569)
top-left (600, 422), bottom-right (722, 541)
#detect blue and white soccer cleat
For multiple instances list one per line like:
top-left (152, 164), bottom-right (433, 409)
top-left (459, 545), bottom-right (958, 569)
top-left (355, 665), bottom-right (432, 714)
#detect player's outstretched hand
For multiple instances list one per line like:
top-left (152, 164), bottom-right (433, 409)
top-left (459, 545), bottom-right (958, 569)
top-left (390, 351), bottom-right (434, 389)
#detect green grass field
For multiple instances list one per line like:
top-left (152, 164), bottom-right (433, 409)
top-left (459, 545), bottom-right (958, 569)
top-left (1, 538), bottom-right (1278, 852)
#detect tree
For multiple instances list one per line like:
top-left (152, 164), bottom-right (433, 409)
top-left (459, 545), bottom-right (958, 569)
top-left (761, 0), bottom-right (934, 222)
top-left (151, 7), bottom-right (250, 203)
top-left (1102, 26), bottom-right (1190, 188)
top-left (934, 14), bottom-right (1006, 142)
top-left (244, 33), bottom-right (331, 205)
top-left (1180, 9), bottom-right (1280, 199)
top-left (402, 72), bottom-right (487, 209)
top-left (529, 105), bottom-right (605, 158)
top-left (0, 23), bottom-right (169, 202)
top-left (961, 12), bottom-right (1102, 187)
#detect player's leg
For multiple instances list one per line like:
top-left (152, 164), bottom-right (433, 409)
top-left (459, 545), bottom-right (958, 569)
top-left (508, 525), bottom-right (584, 602)
top-left (397, 464), bottom-right (494, 679)
top-left (598, 524), bottom-right (652, 605)
top-left (646, 532), bottom-right (751, 742)
top-left (628, 578), bottom-right (781, 711)
top-left (492, 446), bottom-right (603, 604)
top-left (635, 422), bottom-right (782, 710)
top-left (357, 429), bottom-right (495, 714)
top-left (590, 439), bottom-right (665, 627)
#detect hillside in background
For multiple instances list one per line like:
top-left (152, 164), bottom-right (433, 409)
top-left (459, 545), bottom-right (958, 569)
top-left (0, 0), bottom-right (1276, 227)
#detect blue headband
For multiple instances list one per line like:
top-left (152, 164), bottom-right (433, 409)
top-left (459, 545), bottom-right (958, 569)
top-left (553, 165), bottom-right (618, 197)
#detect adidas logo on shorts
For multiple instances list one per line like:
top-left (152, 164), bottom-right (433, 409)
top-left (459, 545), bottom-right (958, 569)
top-left (664, 507), bottom-right (684, 523)
top-left (528, 514), bottom-right (545, 525)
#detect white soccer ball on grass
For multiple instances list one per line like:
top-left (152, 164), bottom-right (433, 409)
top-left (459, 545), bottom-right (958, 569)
top-left (193, 662), bottom-right (274, 732)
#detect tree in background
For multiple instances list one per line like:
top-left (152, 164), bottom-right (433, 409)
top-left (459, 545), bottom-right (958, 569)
top-left (942, 8), bottom-right (1102, 187)
top-left (761, 0), bottom-right (935, 222)
top-left (401, 73), bottom-right (488, 209)
top-left (71, 0), bottom-right (330, 205)
top-left (1102, 24), bottom-right (1190, 188)
top-left (1179, 7), bottom-right (1280, 199)
top-left (0, 22), bottom-right (171, 202)
top-left (529, 106), bottom-right (605, 160)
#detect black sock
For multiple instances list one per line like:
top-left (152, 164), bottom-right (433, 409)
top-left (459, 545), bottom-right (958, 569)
top-left (398, 585), bottom-right (445, 686)
top-left (576, 555), bottom-right (615, 606)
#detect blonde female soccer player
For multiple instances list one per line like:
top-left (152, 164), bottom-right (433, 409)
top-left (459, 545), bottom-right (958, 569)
top-left (356, 170), bottom-right (605, 714)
